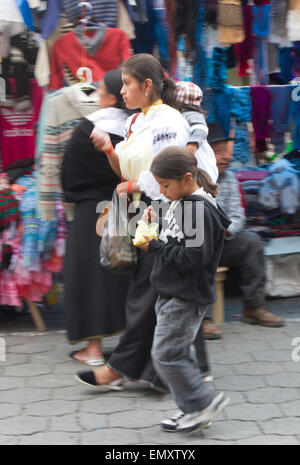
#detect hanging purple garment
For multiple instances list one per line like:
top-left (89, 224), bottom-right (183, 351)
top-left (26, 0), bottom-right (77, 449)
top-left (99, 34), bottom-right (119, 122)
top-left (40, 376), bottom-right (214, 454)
top-left (251, 86), bottom-right (271, 152)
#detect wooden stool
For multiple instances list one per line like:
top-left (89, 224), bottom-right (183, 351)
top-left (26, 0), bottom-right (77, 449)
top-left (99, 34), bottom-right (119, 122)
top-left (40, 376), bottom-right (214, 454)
top-left (212, 267), bottom-right (228, 324)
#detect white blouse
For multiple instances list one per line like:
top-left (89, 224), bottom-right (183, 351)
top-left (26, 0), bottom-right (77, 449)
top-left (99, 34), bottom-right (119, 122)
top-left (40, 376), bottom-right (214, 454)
top-left (115, 103), bottom-right (190, 200)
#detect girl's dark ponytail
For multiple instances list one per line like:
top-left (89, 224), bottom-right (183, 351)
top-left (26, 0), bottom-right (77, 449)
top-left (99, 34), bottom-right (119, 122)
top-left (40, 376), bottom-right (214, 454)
top-left (196, 168), bottom-right (218, 198)
top-left (161, 76), bottom-right (178, 109)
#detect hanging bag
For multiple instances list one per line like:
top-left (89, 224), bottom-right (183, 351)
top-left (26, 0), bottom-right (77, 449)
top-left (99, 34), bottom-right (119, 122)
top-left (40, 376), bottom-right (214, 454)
top-left (100, 190), bottom-right (138, 273)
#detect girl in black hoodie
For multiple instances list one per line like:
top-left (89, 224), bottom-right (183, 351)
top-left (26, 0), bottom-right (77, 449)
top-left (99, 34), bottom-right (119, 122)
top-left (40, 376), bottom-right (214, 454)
top-left (135, 146), bottom-right (231, 433)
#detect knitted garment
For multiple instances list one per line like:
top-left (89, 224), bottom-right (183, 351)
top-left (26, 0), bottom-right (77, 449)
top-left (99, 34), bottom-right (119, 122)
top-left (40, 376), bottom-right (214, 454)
top-left (251, 86), bottom-right (271, 152)
top-left (36, 85), bottom-right (100, 221)
top-left (269, 85), bottom-right (293, 152)
top-left (49, 28), bottom-right (131, 90)
top-left (232, 120), bottom-right (252, 163)
top-left (62, 0), bottom-right (118, 26)
top-left (252, 4), bottom-right (272, 38)
top-left (0, 189), bottom-right (19, 232)
top-left (234, 4), bottom-right (253, 77)
top-left (217, 0), bottom-right (245, 44)
top-left (230, 86), bottom-right (252, 122)
top-left (291, 94), bottom-right (300, 149)
top-left (0, 80), bottom-right (43, 171)
top-left (210, 47), bottom-right (229, 91)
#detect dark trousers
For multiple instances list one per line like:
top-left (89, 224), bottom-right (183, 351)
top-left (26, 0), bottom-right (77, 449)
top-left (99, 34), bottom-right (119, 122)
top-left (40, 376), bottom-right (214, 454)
top-left (207, 230), bottom-right (266, 319)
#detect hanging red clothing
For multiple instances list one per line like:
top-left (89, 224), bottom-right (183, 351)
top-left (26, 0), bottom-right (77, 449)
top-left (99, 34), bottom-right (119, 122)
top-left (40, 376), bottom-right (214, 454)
top-left (49, 28), bottom-right (132, 90)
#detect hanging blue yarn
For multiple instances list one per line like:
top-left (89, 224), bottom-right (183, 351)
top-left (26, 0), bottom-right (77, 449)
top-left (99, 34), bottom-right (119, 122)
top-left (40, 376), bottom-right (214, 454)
top-left (210, 47), bottom-right (228, 91)
top-left (230, 86), bottom-right (252, 123)
top-left (232, 121), bottom-right (252, 163)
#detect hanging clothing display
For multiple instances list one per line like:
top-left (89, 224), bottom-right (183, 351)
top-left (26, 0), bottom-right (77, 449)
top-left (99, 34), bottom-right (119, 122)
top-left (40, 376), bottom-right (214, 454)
top-left (36, 84), bottom-right (100, 221)
top-left (49, 27), bottom-right (132, 89)
top-left (0, 80), bottom-right (43, 171)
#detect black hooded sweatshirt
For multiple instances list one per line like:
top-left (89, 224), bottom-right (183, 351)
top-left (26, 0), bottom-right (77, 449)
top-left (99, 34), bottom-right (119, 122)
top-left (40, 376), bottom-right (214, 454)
top-left (148, 194), bottom-right (231, 305)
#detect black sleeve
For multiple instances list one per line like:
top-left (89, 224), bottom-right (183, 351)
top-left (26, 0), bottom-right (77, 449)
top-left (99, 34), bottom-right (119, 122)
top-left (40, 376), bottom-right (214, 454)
top-left (148, 207), bottom-right (216, 272)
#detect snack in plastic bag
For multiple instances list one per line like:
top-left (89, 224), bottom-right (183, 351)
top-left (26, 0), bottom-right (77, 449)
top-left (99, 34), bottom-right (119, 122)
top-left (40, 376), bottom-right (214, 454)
top-left (132, 220), bottom-right (159, 246)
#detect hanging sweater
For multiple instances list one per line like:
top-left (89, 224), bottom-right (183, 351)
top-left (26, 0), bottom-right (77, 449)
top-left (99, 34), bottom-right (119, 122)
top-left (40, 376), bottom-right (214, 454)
top-left (49, 28), bottom-right (132, 90)
top-left (36, 85), bottom-right (100, 220)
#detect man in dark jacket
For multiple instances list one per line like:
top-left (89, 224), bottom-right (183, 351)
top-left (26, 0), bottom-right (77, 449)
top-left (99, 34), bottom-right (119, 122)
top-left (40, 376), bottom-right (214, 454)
top-left (203, 123), bottom-right (285, 340)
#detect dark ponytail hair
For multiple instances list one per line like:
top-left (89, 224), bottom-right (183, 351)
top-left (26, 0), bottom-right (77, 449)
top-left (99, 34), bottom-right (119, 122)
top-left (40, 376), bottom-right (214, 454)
top-left (151, 146), bottom-right (219, 198)
top-left (122, 54), bottom-right (178, 109)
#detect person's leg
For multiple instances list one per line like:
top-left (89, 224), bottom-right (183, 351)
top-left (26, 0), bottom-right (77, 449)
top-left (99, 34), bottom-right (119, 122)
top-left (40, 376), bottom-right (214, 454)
top-left (152, 296), bottom-right (215, 414)
top-left (71, 338), bottom-right (104, 364)
top-left (193, 325), bottom-right (211, 376)
top-left (77, 250), bottom-right (167, 391)
top-left (220, 231), bottom-right (284, 326)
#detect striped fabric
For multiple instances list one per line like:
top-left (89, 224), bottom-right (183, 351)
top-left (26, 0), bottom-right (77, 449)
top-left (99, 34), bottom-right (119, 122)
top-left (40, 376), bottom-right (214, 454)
top-left (62, 0), bottom-right (118, 26)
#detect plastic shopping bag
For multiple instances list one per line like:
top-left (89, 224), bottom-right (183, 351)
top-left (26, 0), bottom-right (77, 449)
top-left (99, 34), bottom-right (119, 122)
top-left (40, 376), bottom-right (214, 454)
top-left (100, 191), bottom-right (138, 273)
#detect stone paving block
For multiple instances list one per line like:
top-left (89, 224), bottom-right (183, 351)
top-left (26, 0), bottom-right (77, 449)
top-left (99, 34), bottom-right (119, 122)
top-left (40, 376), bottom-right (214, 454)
top-left (0, 387), bottom-right (52, 404)
top-left (0, 376), bottom-right (26, 390)
top-left (261, 417), bottom-right (300, 436)
top-left (24, 400), bottom-right (78, 417)
top-left (209, 352), bottom-right (253, 365)
top-left (140, 425), bottom-right (192, 445)
top-left (201, 419), bottom-right (260, 441)
top-left (251, 350), bottom-right (293, 363)
top-left (0, 404), bottom-right (22, 419)
top-left (78, 412), bottom-right (108, 431)
top-left (233, 361), bottom-right (284, 376)
top-left (80, 428), bottom-right (140, 445)
top-left (225, 403), bottom-right (283, 421)
top-left (210, 364), bottom-right (235, 378)
top-left (52, 385), bottom-right (96, 401)
top-left (268, 338), bottom-right (296, 351)
top-left (0, 416), bottom-right (47, 436)
top-left (0, 354), bottom-right (28, 366)
top-left (80, 396), bottom-right (136, 414)
top-left (264, 373), bottom-right (300, 388)
top-left (5, 363), bottom-right (52, 377)
top-left (27, 374), bottom-right (75, 389)
top-left (235, 435), bottom-right (299, 445)
top-left (19, 432), bottom-right (80, 445)
top-left (246, 387), bottom-right (299, 404)
top-left (0, 435), bottom-right (19, 445)
top-left (54, 362), bottom-right (83, 374)
top-left (222, 340), bottom-right (271, 353)
top-left (7, 342), bottom-right (53, 354)
top-left (50, 414), bottom-right (82, 433)
top-left (280, 400), bottom-right (300, 417)
top-left (29, 351), bottom-right (70, 364)
top-left (109, 409), bottom-right (165, 429)
top-left (214, 374), bottom-right (266, 392)
top-left (282, 361), bottom-right (300, 373)
top-left (217, 390), bottom-right (245, 405)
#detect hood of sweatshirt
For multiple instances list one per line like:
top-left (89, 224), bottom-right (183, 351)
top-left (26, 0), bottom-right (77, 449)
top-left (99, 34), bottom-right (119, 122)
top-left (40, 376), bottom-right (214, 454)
top-left (183, 193), bottom-right (232, 232)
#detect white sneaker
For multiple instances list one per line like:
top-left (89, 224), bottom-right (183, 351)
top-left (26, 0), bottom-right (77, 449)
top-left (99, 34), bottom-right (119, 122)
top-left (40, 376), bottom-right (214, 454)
top-left (161, 392), bottom-right (230, 433)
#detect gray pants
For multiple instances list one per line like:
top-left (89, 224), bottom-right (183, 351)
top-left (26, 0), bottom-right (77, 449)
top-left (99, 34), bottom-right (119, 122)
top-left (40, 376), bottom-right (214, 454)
top-left (152, 295), bottom-right (216, 414)
top-left (207, 230), bottom-right (266, 320)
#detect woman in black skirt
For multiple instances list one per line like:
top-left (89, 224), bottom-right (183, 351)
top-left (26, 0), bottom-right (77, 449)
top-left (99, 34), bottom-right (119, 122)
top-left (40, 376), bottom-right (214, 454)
top-left (61, 69), bottom-right (131, 365)
top-left (75, 54), bottom-right (213, 390)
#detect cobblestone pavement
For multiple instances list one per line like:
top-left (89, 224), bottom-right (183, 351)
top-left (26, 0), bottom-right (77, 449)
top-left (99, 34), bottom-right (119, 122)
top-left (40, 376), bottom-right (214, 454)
top-left (1, 319), bottom-right (300, 445)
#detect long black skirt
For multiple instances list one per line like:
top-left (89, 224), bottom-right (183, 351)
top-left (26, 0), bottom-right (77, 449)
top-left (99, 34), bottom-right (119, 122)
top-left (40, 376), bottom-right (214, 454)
top-left (64, 200), bottom-right (130, 343)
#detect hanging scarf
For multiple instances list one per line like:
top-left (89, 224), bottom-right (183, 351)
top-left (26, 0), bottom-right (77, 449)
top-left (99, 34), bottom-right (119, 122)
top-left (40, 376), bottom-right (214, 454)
top-left (217, 0), bottom-right (245, 45)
